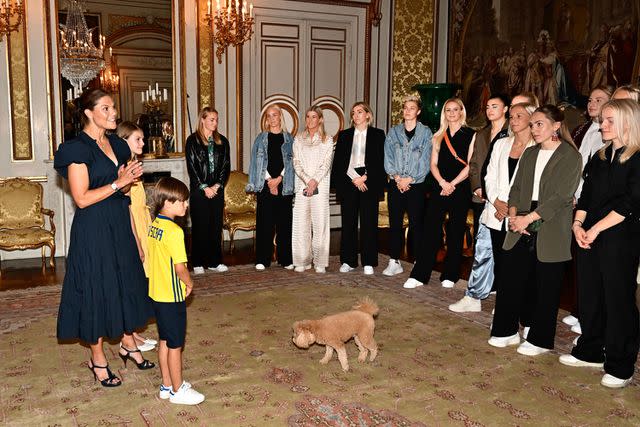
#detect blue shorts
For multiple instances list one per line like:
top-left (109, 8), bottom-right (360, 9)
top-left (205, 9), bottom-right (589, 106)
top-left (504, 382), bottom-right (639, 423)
top-left (152, 300), bottom-right (186, 349)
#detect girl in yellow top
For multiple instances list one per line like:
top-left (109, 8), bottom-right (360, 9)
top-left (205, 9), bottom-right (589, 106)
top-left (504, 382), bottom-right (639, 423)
top-left (117, 121), bottom-right (157, 351)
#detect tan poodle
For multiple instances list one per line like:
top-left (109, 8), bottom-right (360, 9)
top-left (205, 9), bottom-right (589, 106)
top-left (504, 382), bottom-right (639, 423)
top-left (292, 297), bottom-right (379, 371)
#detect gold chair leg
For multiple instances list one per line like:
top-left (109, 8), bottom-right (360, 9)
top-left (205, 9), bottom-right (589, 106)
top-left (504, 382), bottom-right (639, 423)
top-left (49, 242), bottom-right (56, 268)
top-left (229, 229), bottom-right (235, 254)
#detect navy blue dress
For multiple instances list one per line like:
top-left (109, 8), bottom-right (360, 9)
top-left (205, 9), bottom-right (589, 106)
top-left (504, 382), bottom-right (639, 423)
top-left (54, 131), bottom-right (152, 343)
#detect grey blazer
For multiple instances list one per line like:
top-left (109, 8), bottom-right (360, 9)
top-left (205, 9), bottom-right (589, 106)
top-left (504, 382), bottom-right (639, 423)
top-left (503, 142), bottom-right (582, 262)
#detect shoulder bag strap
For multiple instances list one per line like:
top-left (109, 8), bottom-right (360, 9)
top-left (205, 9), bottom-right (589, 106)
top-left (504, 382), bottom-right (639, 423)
top-left (443, 131), bottom-right (468, 167)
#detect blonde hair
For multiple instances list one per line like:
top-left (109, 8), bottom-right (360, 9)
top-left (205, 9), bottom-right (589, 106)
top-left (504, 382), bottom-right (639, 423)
top-left (116, 121), bottom-right (143, 160)
top-left (197, 107), bottom-right (221, 145)
top-left (612, 85), bottom-right (640, 102)
top-left (513, 92), bottom-right (540, 108)
top-left (598, 99), bottom-right (640, 164)
top-left (507, 102), bottom-right (537, 137)
top-left (301, 104), bottom-right (327, 141)
top-left (349, 101), bottom-right (374, 127)
top-left (261, 104), bottom-right (288, 133)
top-left (432, 98), bottom-right (467, 146)
top-left (401, 94), bottom-right (422, 110)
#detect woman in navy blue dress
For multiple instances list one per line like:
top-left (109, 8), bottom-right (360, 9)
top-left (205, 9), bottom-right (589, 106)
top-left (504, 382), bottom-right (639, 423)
top-left (54, 89), bottom-right (153, 387)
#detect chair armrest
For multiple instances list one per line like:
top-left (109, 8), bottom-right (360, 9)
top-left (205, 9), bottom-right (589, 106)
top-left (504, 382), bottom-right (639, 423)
top-left (41, 208), bottom-right (56, 235)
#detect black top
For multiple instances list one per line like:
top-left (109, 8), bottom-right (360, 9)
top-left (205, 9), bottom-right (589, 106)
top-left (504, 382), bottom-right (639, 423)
top-left (577, 145), bottom-right (640, 230)
top-left (438, 126), bottom-right (474, 183)
top-left (267, 132), bottom-right (285, 179)
top-left (508, 156), bottom-right (519, 181)
top-left (404, 127), bottom-right (416, 141)
top-left (185, 133), bottom-right (231, 191)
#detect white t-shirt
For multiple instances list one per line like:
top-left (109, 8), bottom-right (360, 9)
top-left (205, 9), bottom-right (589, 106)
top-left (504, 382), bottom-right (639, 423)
top-left (532, 149), bottom-right (555, 201)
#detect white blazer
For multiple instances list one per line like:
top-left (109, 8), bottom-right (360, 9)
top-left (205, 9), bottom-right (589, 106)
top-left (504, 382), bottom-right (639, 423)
top-left (480, 136), bottom-right (536, 230)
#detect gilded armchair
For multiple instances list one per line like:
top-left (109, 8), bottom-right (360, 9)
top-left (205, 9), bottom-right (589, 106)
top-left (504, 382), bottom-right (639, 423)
top-left (0, 178), bottom-right (56, 273)
top-left (223, 171), bottom-right (256, 253)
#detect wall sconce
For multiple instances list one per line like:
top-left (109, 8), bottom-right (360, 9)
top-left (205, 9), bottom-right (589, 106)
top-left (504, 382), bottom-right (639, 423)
top-left (0, 0), bottom-right (24, 41)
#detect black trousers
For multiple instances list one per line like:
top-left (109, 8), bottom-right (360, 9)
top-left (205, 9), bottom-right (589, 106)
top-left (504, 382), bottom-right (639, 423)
top-left (572, 228), bottom-right (639, 379)
top-left (339, 186), bottom-right (379, 267)
top-left (410, 187), bottom-right (470, 283)
top-left (489, 227), bottom-right (507, 293)
top-left (491, 236), bottom-right (565, 349)
top-left (387, 182), bottom-right (425, 260)
top-left (255, 183), bottom-right (293, 267)
top-left (472, 201), bottom-right (484, 239)
top-left (189, 188), bottom-right (224, 268)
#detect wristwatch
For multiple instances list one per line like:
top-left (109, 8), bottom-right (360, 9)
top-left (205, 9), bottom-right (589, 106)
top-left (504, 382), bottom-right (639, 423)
top-left (110, 182), bottom-right (119, 192)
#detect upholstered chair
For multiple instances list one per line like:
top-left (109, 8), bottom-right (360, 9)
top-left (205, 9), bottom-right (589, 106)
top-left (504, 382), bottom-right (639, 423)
top-left (223, 171), bottom-right (256, 253)
top-left (0, 178), bottom-right (56, 274)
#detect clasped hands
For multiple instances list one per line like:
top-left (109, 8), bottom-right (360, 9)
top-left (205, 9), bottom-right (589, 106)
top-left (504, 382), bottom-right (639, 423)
top-left (267, 175), bottom-right (282, 195)
top-left (204, 183), bottom-right (221, 198)
top-left (573, 223), bottom-right (599, 249)
top-left (439, 180), bottom-right (455, 196)
top-left (303, 179), bottom-right (318, 197)
top-left (352, 175), bottom-right (368, 192)
top-left (395, 176), bottom-right (412, 193)
top-left (117, 160), bottom-right (143, 191)
top-left (493, 198), bottom-right (509, 221)
top-left (508, 213), bottom-right (533, 235)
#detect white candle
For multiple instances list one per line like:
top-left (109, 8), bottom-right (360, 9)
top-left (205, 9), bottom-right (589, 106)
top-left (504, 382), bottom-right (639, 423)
top-left (155, 82), bottom-right (159, 92)
top-left (141, 92), bottom-right (144, 103)
top-left (208, 0), bottom-right (211, 14)
top-left (163, 88), bottom-right (168, 100)
top-left (250, 3), bottom-right (253, 16)
top-left (148, 85), bottom-right (152, 93)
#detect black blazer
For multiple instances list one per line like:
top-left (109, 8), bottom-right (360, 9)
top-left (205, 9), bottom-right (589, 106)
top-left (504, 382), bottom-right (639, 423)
top-left (185, 132), bottom-right (231, 192)
top-left (331, 126), bottom-right (386, 199)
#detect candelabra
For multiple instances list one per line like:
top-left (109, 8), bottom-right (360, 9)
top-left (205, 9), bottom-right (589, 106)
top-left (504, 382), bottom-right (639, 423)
top-left (205, 0), bottom-right (255, 64)
top-left (100, 47), bottom-right (120, 93)
top-left (0, 0), bottom-right (23, 41)
top-left (58, 0), bottom-right (106, 92)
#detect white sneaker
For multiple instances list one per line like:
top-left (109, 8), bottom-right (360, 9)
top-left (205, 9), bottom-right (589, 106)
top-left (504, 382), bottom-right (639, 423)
top-left (382, 259), bottom-right (403, 276)
top-left (137, 341), bottom-right (155, 352)
top-left (363, 266), bottom-right (374, 275)
top-left (159, 384), bottom-right (173, 400)
top-left (559, 354), bottom-right (604, 368)
top-left (488, 333), bottom-right (520, 348)
top-left (255, 264), bottom-right (266, 271)
top-left (562, 314), bottom-right (579, 326)
top-left (573, 336), bottom-right (579, 345)
top-left (516, 340), bottom-right (550, 356)
top-left (601, 373), bottom-right (632, 389)
top-left (193, 266), bottom-right (205, 275)
top-left (403, 278), bottom-right (423, 289)
top-left (169, 381), bottom-right (205, 405)
top-left (143, 338), bottom-right (158, 346)
top-left (523, 327), bottom-right (530, 340)
top-left (294, 265), bottom-right (311, 272)
top-left (571, 322), bottom-right (582, 334)
top-left (339, 263), bottom-right (355, 273)
top-left (208, 264), bottom-right (228, 273)
top-left (284, 264), bottom-right (294, 270)
top-left (441, 279), bottom-right (455, 288)
top-left (315, 267), bottom-right (326, 273)
top-left (448, 295), bottom-right (481, 313)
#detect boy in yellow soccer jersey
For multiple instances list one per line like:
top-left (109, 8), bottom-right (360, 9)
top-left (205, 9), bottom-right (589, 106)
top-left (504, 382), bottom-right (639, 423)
top-left (148, 177), bottom-right (204, 405)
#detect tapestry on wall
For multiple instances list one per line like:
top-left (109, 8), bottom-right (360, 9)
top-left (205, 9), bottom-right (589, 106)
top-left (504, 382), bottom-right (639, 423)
top-left (449, 0), bottom-right (639, 123)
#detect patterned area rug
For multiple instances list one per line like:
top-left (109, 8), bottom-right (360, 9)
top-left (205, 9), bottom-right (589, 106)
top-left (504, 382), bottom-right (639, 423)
top-left (1, 256), bottom-right (639, 425)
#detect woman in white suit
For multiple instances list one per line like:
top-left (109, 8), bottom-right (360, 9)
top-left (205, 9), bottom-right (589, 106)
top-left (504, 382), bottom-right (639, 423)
top-left (449, 102), bottom-right (537, 313)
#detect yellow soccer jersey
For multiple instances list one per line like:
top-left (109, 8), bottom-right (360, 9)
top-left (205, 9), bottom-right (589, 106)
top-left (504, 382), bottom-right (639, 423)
top-left (147, 215), bottom-right (188, 302)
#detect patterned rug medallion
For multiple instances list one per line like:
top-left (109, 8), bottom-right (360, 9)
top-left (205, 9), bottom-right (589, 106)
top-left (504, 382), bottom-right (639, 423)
top-left (1, 256), bottom-right (638, 425)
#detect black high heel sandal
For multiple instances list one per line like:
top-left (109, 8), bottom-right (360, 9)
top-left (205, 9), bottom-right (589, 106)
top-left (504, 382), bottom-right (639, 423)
top-left (119, 345), bottom-right (155, 370)
top-left (88, 359), bottom-right (121, 387)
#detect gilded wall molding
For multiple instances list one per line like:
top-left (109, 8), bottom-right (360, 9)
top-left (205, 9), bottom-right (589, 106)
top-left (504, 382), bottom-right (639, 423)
top-left (8, 0), bottom-right (33, 161)
top-left (390, 0), bottom-right (435, 124)
top-left (197, 0), bottom-right (214, 111)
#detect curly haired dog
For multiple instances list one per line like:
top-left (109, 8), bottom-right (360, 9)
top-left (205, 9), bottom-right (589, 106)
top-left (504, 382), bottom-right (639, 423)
top-left (292, 298), bottom-right (379, 371)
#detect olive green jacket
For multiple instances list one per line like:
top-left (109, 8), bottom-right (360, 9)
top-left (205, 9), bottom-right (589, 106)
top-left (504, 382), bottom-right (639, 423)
top-left (504, 142), bottom-right (582, 262)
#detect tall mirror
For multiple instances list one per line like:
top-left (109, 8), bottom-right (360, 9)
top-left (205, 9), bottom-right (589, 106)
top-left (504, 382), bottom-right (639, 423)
top-left (54, 0), bottom-right (176, 157)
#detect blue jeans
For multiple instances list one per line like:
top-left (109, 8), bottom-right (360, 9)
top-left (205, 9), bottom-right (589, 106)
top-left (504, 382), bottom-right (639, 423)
top-left (466, 223), bottom-right (494, 299)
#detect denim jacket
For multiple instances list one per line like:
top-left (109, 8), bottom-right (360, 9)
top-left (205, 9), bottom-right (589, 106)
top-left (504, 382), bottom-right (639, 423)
top-left (384, 122), bottom-right (433, 184)
top-left (246, 131), bottom-right (295, 195)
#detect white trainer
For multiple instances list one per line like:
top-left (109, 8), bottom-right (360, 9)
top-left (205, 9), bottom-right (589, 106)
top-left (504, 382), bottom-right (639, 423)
top-left (573, 336), bottom-right (579, 345)
top-left (294, 265), bottom-right (311, 272)
top-left (255, 263), bottom-right (266, 271)
top-left (571, 322), bottom-right (582, 334)
top-left (441, 279), bottom-right (455, 288)
top-left (208, 264), bottom-right (228, 273)
top-left (169, 381), bottom-right (205, 405)
top-left (363, 266), bottom-right (374, 275)
top-left (601, 373), bottom-right (632, 389)
top-left (403, 278), bottom-right (423, 289)
top-left (488, 333), bottom-right (520, 348)
top-left (143, 338), bottom-right (158, 346)
top-left (448, 295), bottom-right (481, 313)
top-left (193, 266), bottom-right (205, 275)
top-left (516, 340), bottom-right (550, 356)
top-left (315, 267), bottom-right (326, 273)
top-left (382, 259), bottom-right (403, 276)
top-left (339, 263), bottom-right (355, 273)
top-left (523, 327), bottom-right (530, 340)
top-left (562, 314), bottom-right (579, 326)
top-left (559, 354), bottom-right (604, 368)
top-left (137, 341), bottom-right (155, 352)
top-left (159, 384), bottom-right (173, 400)
top-left (284, 264), bottom-right (294, 270)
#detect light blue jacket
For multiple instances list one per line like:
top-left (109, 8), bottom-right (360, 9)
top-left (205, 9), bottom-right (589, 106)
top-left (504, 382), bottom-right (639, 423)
top-left (383, 122), bottom-right (433, 184)
top-left (246, 131), bottom-right (295, 195)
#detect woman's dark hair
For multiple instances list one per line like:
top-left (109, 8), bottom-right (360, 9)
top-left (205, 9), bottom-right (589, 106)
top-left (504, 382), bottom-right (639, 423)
top-left (488, 93), bottom-right (512, 109)
top-left (534, 104), bottom-right (577, 149)
top-left (77, 89), bottom-right (111, 128)
top-left (151, 177), bottom-right (190, 217)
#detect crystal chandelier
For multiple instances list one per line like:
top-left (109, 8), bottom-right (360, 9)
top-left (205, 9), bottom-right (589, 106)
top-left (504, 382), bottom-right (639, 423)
top-left (59, 0), bottom-right (105, 92)
top-left (205, 0), bottom-right (255, 64)
top-left (0, 0), bottom-right (24, 41)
